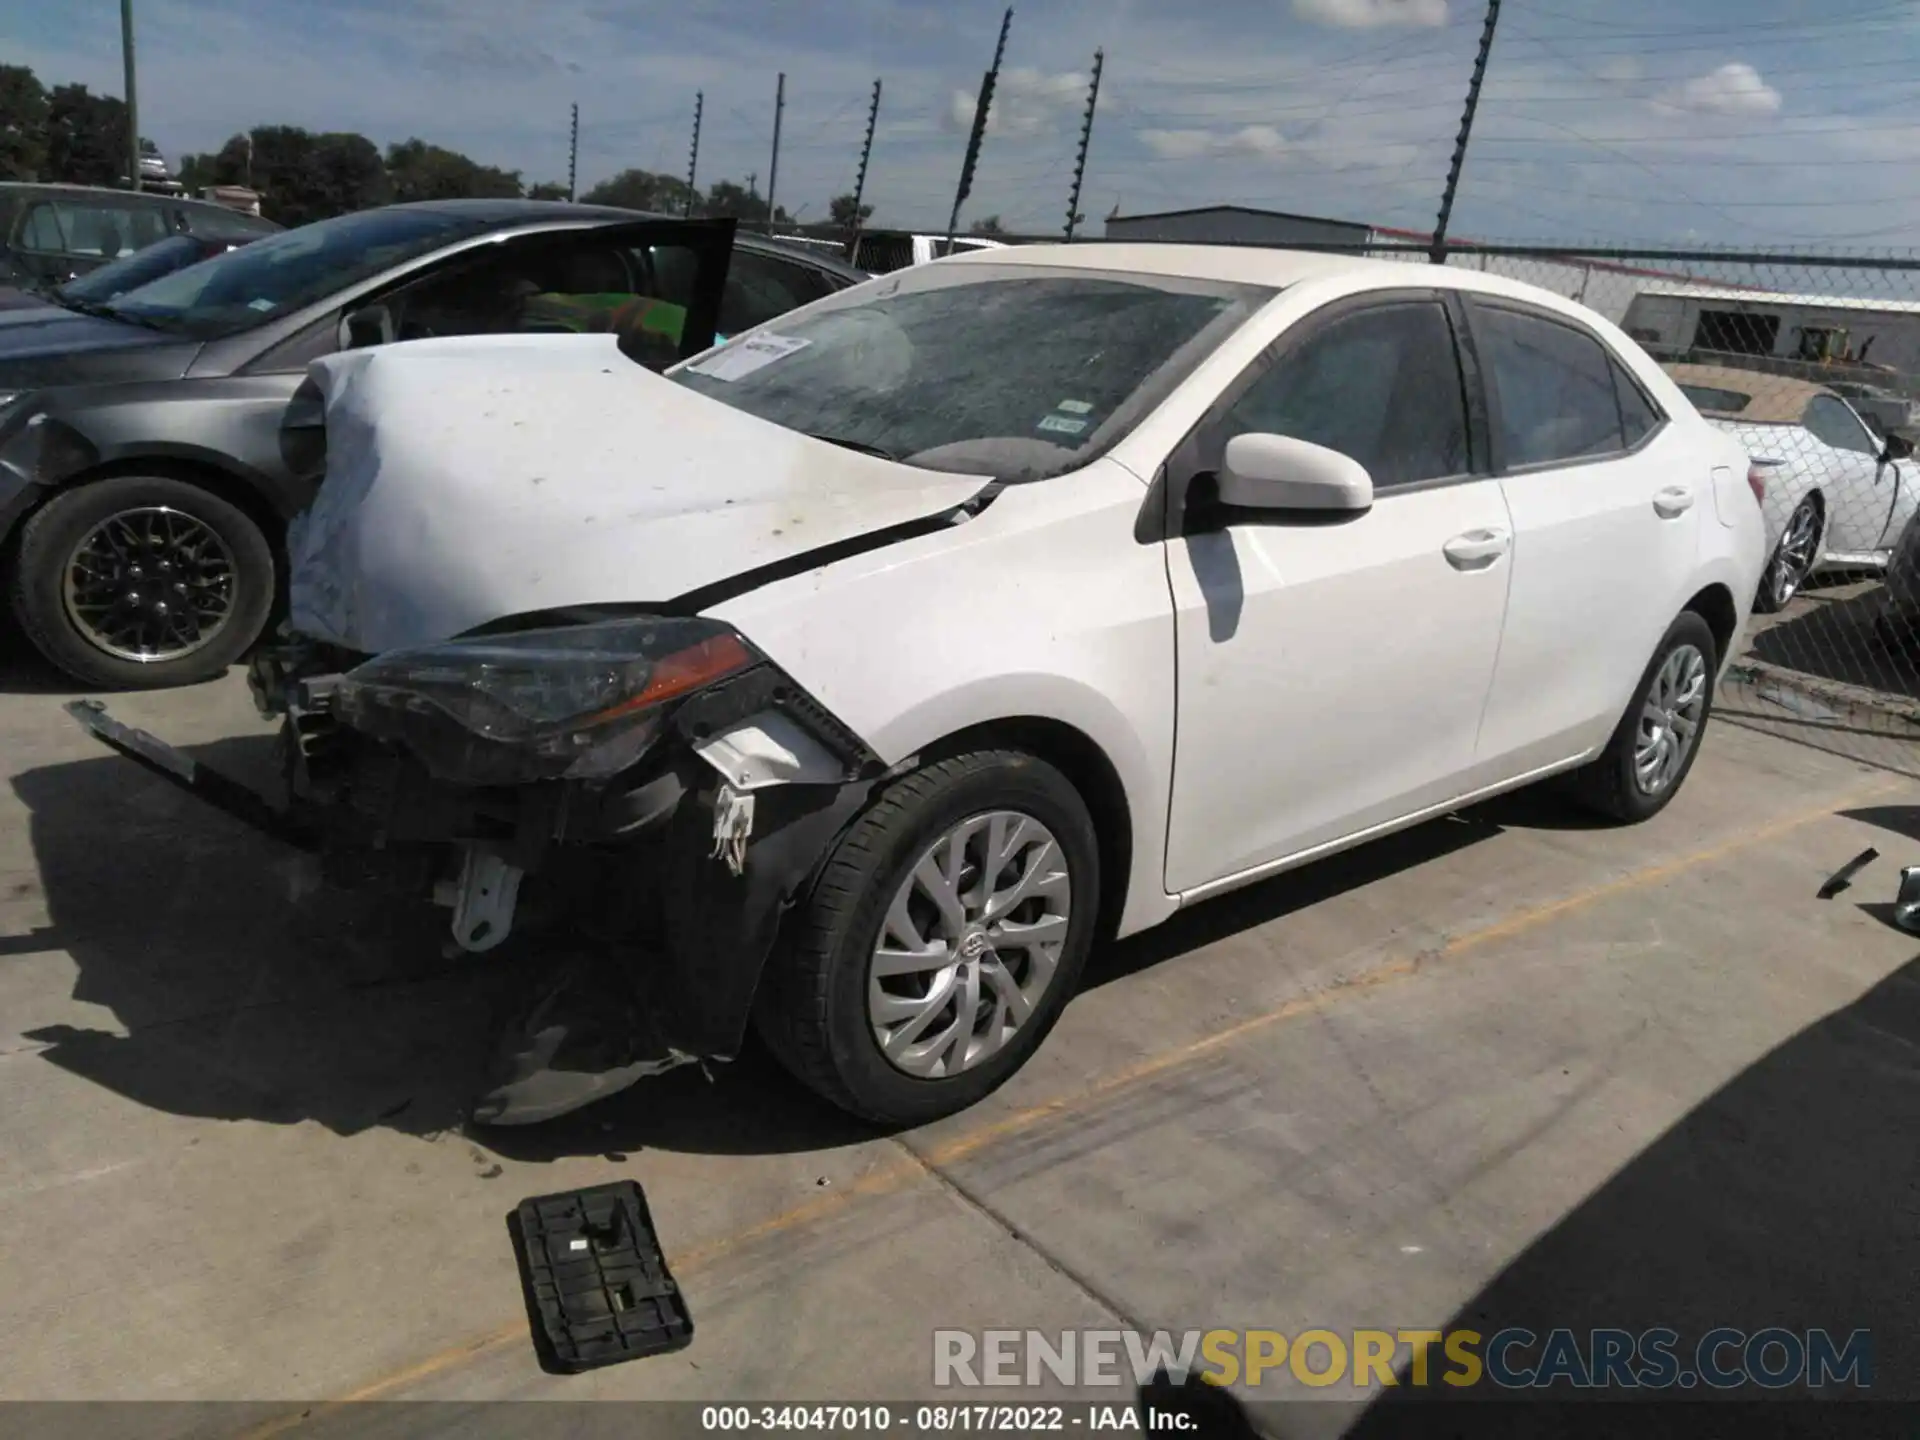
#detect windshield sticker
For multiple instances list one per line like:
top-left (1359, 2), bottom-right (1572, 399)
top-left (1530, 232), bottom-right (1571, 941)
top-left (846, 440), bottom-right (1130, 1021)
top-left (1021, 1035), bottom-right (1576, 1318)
top-left (1037, 414), bottom-right (1088, 436)
top-left (1056, 399), bottom-right (1094, 415)
top-left (685, 333), bottom-right (811, 382)
top-left (247, 298), bottom-right (276, 311)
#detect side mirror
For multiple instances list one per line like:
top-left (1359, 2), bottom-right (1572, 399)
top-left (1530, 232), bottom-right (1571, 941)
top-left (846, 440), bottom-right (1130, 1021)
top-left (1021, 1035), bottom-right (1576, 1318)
top-left (1884, 434), bottom-right (1913, 462)
top-left (337, 304), bottom-right (394, 351)
top-left (1218, 432), bottom-right (1374, 514)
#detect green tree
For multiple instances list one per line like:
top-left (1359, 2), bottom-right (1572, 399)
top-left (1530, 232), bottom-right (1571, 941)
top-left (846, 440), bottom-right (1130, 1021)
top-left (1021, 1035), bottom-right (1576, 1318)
top-left (177, 133), bottom-right (253, 194)
top-left (0, 64), bottom-right (49, 181)
top-left (580, 168), bottom-right (694, 214)
top-left (526, 180), bottom-right (571, 201)
top-left (702, 178), bottom-right (788, 225)
top-left (45, 84), bottom-right (129, 187)
top-left (827, 191), bottom-right (873, 235)
top-left (385, 137), bottom-right (522, 203)
top-left (970, 214), bottom-right (1006, 237)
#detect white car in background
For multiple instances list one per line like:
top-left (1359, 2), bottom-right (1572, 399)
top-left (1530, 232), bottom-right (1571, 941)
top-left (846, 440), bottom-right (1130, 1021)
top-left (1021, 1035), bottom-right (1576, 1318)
top-left (1666, 363), bottom-right (1917, 611)
top-left (76, 247), bottom-right (1765, 1129)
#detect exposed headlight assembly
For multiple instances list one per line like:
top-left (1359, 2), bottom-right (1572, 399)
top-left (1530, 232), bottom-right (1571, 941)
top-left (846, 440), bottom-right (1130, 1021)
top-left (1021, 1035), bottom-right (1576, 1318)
top-left (333, 616), bottom-right (760, 786)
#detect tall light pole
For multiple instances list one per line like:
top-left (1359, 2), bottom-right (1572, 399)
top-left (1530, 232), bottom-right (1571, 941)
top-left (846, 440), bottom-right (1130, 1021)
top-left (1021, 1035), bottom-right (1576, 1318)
top-left (765, 72), bottom-right (786, 233)
top-left (121, 0), bottom-right (141, 191)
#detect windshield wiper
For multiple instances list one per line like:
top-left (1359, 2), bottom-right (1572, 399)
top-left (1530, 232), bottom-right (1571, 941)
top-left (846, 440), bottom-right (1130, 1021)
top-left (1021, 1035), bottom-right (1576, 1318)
top-left (808, 432), bottom-right (902, 462)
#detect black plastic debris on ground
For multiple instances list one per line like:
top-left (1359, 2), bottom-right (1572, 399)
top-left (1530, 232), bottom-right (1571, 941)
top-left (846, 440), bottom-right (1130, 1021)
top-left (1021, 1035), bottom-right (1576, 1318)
top-left (1819, 847), bottom-right (1880, 900)
top-left (508, 1179), bottom-right (693, 1373)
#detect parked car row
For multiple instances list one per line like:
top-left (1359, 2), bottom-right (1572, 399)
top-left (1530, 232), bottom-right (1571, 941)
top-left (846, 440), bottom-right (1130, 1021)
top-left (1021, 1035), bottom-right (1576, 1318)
top-left (0, 181), bottom-right (280, 290)
top-left (1665, 362), bottom-right (1918, 612)
top-left (0, 200), bottom-right (866, 687)
top-left (62, 245), bottom-right (1768, 1125)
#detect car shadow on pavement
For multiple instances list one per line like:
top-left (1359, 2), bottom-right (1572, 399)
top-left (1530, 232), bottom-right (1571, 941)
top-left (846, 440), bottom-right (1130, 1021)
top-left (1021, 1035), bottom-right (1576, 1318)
top-left (1336, 952), bottom-right (1920, 1438)
top-left (1748, 582), bottom-right (1920, 704)
top-left (10, 740), bottom-right (1603, 1162)
top-left (0, 641), bottom-right (85, 697)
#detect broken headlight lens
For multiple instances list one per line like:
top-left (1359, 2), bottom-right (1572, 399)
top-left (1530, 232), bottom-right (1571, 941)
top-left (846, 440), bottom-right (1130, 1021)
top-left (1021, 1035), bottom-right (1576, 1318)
top-left (333, 616), bottom-right (759, 785)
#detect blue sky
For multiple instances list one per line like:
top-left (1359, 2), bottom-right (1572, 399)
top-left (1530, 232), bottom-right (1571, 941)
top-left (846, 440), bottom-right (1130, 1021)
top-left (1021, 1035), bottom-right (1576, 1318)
top-left (8, 0), bottom-right (1920, 244)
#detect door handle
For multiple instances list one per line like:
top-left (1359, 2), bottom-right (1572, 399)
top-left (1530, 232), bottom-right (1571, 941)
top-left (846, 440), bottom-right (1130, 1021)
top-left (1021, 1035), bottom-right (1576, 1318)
top-left (1653, 485), bottom-right (1695, 519)
top-left (1442, 528), bottom-right (1511, 569)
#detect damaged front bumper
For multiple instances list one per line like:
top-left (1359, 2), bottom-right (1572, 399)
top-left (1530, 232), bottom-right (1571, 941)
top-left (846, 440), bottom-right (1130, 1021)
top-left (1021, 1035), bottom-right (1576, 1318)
top-left (67, 622), bottom-right (885, 1122)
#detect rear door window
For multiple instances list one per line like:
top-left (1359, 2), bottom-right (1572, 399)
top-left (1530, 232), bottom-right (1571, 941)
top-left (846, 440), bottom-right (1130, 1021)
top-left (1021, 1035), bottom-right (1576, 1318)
top-left (17, 200), bottom-right (171, 260)
top-left (1475, 304), bottom-right (1627, 467)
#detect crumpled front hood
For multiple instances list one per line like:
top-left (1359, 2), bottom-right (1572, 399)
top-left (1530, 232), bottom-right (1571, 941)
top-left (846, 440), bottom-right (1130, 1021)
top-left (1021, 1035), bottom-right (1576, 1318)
top-left (289, 333), bottom-right (990, 654)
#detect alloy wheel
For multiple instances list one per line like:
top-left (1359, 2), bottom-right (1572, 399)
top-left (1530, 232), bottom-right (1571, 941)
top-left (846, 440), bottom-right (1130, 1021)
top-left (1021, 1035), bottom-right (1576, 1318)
top-left (1633, 643), bottom-right (1708, 797)
top-left (1768, 499), bottom-right (1820, 608)
top-left (867, 809), bottom-right (1073, 1079)
top-left (61, 506), bottom-right (238, 663)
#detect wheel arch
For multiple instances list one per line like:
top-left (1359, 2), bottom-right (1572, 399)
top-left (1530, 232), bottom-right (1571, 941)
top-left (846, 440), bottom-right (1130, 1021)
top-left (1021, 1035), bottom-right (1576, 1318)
top-left (1683, 580), bottom-right (1739, 669)
top-left (13, 454), bottom-right (289, 597)
top-left (901, 714), bottom-right (1137, 946)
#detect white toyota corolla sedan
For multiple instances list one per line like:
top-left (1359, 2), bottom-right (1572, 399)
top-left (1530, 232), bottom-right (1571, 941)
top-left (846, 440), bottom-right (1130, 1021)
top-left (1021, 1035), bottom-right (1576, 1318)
top-left (72, 245), bottom-right (1767, 1128)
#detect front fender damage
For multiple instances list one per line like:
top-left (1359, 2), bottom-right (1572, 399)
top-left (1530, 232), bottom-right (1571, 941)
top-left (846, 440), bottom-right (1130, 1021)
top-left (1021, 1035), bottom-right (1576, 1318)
top-left (65, 648), bottom-right (886, 1128)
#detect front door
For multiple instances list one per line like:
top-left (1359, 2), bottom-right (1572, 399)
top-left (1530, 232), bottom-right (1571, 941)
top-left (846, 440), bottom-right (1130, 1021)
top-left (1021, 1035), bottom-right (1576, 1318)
top-left (1466, 298), bottom-right (1705, 775)
top-left (1162, 294), bottom-right (1515, 895)
top-left (1800, 392), bottom-right (1896, 552)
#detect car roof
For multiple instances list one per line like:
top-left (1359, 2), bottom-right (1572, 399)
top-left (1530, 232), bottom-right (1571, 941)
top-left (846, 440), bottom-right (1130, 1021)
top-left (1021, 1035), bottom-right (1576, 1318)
top-left (941, 240), bottom-right (1654, 314)
top-left (1662, 362), bottom-right (1833, 423)
top-left (375, 201), bottom-right (866, 279)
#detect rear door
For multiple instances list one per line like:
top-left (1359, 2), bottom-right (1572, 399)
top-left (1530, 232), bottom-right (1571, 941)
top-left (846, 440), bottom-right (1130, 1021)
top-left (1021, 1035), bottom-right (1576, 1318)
top-left (1467, 297), bottom-right (1703, 776)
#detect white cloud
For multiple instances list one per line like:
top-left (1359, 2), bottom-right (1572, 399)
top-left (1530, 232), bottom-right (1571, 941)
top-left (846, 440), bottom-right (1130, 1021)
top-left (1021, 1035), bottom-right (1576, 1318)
top-left (1292, 0), bottom-right (1449, 28)
top-left (1139, 125), bottom-right (1289, 161)
top-left (1666, 62), bottom-right (1783, 117)
top-left (947, 67), bottom-right (1091, 137)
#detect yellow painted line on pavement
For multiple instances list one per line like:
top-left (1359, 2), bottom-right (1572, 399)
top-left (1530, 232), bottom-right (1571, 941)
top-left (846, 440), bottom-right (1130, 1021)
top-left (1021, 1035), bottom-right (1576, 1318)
top-left (235, 777), bottom-right (1900, 1435)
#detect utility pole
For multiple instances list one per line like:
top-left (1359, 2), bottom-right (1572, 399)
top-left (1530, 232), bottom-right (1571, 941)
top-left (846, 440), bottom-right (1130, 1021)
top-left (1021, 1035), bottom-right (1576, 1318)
top-left (1432, 0), bottom-right (1501, 264)
top-left (850, 77), bottom-right (882, 245)
top-left (765, 73), bottom-right (786, 234)
top-left (685, 91), bottom-right (703, 216)
top-left (567, 102), bottom-right (579, 202)
top-left (1064, 48), bottom-right (1103, 241)
top-left (945, 5), bottom-right (1012, 253)
top-left (120, 0), bottom-right (140, 192)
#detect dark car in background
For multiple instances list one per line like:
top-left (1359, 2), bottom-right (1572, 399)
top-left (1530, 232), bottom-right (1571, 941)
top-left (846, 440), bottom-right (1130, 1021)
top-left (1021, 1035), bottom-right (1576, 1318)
top-left (0, 200), bottom-right (866, 689)
top-left (0, 232), bottom-right (265, 312)
top-left (0, 183), bottom-right (281, 291)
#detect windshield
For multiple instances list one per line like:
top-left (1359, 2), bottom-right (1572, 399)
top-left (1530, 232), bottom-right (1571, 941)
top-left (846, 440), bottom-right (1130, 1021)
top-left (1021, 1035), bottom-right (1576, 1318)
top-left (59, 236), bottom-right (215, 304)
top-left (669, 263), bottom-right (1272, 482)
top-left (103, 208), bottom-right (492, 339)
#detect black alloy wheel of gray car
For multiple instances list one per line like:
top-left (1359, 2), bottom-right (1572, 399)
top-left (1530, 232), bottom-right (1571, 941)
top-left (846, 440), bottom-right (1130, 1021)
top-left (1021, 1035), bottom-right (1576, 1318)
top-left (4, 474), bottom-right (277, 689)
top-left (1566, 609), bottom-right (1718, 824)
top-left (1755, 495), bottom-right (1822, 614)
top-left (753, 749), bottom-right (1101, 1126)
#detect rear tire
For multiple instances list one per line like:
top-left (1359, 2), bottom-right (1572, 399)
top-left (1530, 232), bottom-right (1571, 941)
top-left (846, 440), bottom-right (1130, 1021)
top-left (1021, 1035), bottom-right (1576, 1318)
top-left (754, 749), bottom-right (1100, 1127)
top-left (1753, 495), bottom-right (1821, 614)
top-left (1567, 611), bottom-right (1718, 824)
top-left (5, 474), bottom-right (276, 690)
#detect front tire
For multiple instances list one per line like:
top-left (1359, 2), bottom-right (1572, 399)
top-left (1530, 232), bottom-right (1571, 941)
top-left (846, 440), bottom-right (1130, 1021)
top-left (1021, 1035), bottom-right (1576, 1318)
top-left (4, 474), bottom-right (277, 689)
top-left (1754, 495), bottom-right (1821, 614)
top-left (754, 750), bottom-right (1100, 1127)
top-left (1568, 611), bottom-right (1718, 824)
